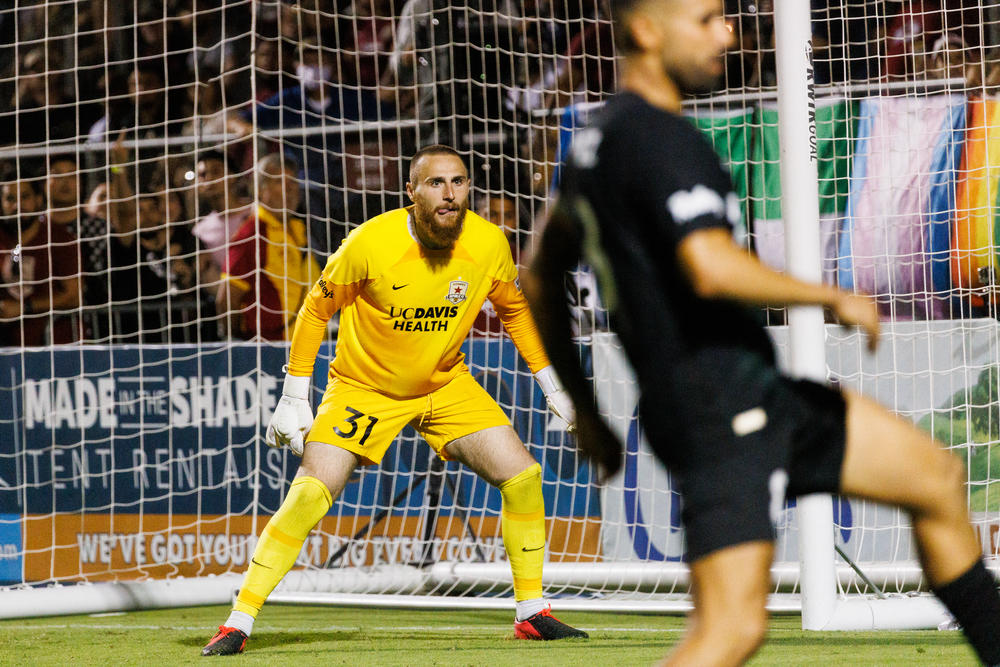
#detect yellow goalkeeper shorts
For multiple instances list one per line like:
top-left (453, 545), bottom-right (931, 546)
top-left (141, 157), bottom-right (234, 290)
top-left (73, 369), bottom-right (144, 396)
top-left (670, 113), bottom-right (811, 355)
top-left (306, 371), bottom-right (511, 464)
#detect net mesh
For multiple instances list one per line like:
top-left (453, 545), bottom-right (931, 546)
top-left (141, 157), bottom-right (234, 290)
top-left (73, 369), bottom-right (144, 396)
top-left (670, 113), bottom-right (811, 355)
top-left (1, 0), bottom-right (1000, 610)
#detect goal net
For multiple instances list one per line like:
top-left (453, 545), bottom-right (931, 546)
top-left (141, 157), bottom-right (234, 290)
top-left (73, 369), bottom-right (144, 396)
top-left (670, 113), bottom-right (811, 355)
top-left (1, 0), bottom-right (999, 625)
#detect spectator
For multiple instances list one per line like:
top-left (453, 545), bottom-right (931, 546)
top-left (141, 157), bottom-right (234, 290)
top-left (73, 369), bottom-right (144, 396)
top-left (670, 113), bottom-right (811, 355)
top-left (883, 1), bottom-right (940, 81)
top-left (135, 3), bottom-right (194, 88)
top-left (248, 37), bottom-right (285, 103)
top-left (386, 0), bottom-right (522, 145)
top-left (228, 36), bottom-right (393, 254)
top-left (190, 149), bottom-right (252, 297)
top-left (87, 61), bottom-right (172, 144)
top-left (105, 184), bottom-right (177, 344)
top-left (472, 190), bottom-right (525, 336)
top-left (91, 139), bottom-right (186, 344)
top-left (983, 50), bottom-right (1000, 94)
top-left (476, 191), bottom-right (524, 266)
top-left (927, 32), bottom-right (981, 88)
top-left (162, 183), bottom-right (198, 300)
top-left (344, 0), bottom-right (398, 90)
top-left (84, 181), bottom-right (109, 221)
top-left (86, 59), bottom-right (190, 186)
top-left (1, 47), bottom-right (90, 173)
top-left (44, 153), bottom-right (110, 339)
top-left (514, 13), bottom-right (615, 197)
top-left (0, 173), bottom-right (81, 346)
top-left (217, 154), bottom-right (320, 341)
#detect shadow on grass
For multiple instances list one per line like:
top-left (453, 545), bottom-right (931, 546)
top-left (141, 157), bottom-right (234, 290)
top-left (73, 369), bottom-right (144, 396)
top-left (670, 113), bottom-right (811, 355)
top-left (180, 630), bottom-right (366, 650)
top-left (763, 633), bottom-right (968, 648)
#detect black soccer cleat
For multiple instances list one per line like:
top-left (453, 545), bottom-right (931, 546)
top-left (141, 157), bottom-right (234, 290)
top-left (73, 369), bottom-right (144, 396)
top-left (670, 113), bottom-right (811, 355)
top-left (513, 607), bottom-right (589, 640)
top-left (201, 625), bottom-right (248, 656)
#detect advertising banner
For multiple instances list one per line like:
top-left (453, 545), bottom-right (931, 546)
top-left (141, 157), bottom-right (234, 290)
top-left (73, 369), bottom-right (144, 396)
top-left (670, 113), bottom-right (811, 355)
top-left (594, 319), bottom-right (1000, 565)
top-left (0, 339), bottom-right (599, 584)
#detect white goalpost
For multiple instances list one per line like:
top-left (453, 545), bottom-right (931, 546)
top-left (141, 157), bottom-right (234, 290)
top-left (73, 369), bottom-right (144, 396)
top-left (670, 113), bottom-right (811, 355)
top-left (1, 0), bottom-right (999, 629)
top-left (771, 0), bottom-right (843, 630)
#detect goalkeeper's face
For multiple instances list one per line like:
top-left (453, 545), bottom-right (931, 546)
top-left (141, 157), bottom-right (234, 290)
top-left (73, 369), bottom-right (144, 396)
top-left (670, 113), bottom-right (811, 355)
top-left (407, 154), bottom-right (470, 250)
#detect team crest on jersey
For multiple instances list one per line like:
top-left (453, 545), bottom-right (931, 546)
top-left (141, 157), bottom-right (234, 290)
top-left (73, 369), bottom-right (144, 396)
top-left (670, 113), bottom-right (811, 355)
top-left (446, 279), bottom-right (468, 304)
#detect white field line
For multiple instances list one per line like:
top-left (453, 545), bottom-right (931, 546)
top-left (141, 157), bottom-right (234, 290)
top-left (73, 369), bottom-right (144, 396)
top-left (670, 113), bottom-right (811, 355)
top-left (0, 622), bottom-right (861, 634)
top-left (0, 622), bottom-right (689, 634)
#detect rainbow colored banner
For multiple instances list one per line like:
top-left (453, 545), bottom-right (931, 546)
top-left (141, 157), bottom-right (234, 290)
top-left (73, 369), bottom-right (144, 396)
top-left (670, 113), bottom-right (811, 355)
top-left (952, 98), bottom-right (1000, 308)
top-left (837, 95), bottom-right (966, 320)
top-left (751, 99), bottom-right (858, 283)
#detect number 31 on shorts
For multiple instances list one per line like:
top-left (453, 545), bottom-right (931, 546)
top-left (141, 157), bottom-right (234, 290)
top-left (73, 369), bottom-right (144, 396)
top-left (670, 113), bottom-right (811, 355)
top-left (333, 406), bottom-right (379, 446)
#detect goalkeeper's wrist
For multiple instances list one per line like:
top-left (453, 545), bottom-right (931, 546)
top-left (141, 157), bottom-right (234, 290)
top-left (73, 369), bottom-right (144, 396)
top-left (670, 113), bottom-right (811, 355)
top-left (534, 365), bottom-right (563, 396)
top-left (280, 364), bottom-right (311, 400)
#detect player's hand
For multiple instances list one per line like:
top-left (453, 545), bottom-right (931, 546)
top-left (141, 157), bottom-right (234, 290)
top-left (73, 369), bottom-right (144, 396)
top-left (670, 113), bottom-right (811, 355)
top-left (110, 129), bottom-right (129, 169)
top-left (830, 292), bottom-right (880, 352)
top-left (535, 366), bottom-right (576, 431)
top-left (264, 371), bottom-right (313, 456)
top-left (545, 387), bottom-right (576, 431)
top-left (574, 410), bottom-right (623, 483)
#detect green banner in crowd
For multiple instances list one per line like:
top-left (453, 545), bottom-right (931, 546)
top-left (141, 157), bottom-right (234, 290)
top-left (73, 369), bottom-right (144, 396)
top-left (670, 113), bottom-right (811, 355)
top-left (751, 98), bottom-right (859, 221)
top-left (689, 107), bottom-right (752, 236)
top-left (687, 99), bottom-right (858, 238)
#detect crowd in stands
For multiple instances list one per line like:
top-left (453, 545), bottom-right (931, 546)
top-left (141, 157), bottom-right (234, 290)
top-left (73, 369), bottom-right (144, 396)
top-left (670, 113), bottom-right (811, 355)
top-left (0, 0), bottom-right (997, 346)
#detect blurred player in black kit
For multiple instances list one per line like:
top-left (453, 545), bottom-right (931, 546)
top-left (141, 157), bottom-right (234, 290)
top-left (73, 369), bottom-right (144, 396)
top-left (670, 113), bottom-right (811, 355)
top-left (523, 0), bottom-right (1000, 664)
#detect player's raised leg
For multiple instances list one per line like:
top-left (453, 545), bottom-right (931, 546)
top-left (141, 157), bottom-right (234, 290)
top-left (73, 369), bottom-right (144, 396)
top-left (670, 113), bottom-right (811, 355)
top-left (202, 443), bottom-right (361, 656)
top-left (446, 425), bottom-right (588, 640)
top-left (838, 390), bottom-right (1000, 666)
top-left (661, 541), bottom-right (772, 666)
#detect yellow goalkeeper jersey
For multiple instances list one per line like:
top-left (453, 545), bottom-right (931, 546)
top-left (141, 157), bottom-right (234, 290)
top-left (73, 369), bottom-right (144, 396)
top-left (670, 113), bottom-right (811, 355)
top-left (287, 206), bottom-right (549, 398)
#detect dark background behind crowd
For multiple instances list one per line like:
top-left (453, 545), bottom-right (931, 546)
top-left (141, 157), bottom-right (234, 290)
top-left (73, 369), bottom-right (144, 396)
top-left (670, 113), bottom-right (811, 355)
top-left (0, 0), bottom-right (997, 346)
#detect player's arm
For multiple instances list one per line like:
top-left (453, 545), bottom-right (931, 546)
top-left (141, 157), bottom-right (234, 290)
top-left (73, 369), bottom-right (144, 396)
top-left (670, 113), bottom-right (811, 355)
top-left (523, 203), bottom-right (623, 478)
top-left (678, 228), bottom-right (880, 350)
top-left (106, 131), bottom-right (138, 236)
top-left (266, 234), bottom-right (368, 455)
top-left (488, 237), bottom-right (575, 428)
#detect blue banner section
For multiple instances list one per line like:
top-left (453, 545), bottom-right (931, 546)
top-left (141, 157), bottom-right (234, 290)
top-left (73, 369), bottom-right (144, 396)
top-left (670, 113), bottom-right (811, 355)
top-left (0, 341), bottom-right (597, 519)
top-left (0, 514), bottom-right (22, 583)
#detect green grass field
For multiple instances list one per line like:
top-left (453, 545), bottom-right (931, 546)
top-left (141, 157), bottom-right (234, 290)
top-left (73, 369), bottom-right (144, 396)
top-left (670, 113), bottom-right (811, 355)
top-left (0, 605), bottom-right (980, 666)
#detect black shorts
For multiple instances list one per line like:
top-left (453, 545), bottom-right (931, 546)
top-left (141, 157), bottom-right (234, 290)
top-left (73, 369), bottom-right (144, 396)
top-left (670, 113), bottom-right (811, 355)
top-left (644, 353), bottom-right (847, 563)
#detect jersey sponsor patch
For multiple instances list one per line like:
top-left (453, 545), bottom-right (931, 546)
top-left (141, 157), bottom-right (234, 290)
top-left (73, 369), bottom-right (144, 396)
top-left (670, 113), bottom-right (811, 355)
top-left (569, 127), bottom-right (602, 168)
top-left (768, 468), bottom-right (789, 525)
top-left (726, 191), bottom-right (741, 226)
top-left (316, 278), bottom-right (336, 299)
top-left (389, 305), bottom-right (459, 332)
top-left (446, 279), bottom-right (468, 304)
top-left (666, 184), bottom-right (726, 224)
top-left (732, 406), bottom-right (767, 436)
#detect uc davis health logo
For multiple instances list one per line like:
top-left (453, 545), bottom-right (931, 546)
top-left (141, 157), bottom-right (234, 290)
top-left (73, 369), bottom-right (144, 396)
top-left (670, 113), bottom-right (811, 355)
top-left (446, 279), bottom-right (468, 304)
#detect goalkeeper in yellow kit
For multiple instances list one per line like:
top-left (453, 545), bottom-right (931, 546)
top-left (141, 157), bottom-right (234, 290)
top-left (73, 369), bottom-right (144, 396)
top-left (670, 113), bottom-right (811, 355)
top-left (202, 145), bottom-right (588, 656)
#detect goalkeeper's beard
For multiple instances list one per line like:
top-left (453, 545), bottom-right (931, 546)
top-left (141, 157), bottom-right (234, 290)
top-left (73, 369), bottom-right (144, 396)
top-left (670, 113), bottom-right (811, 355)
top-left (413, 203), bottom-right (467, 249)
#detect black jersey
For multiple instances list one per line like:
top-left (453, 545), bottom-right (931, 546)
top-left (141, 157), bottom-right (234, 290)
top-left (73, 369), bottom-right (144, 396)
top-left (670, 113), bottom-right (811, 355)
top-left (556, 92), bottom-right (776, 425)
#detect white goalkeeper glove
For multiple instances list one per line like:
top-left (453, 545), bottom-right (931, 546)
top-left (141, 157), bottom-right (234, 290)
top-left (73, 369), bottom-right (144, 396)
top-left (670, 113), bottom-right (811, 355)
top-left (535, 365), bottom-right (575, 432)
top-left (264, 368), bottom-right (313, 456)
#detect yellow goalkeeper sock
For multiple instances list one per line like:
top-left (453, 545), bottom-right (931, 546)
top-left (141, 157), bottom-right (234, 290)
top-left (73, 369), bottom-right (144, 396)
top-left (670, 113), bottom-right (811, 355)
top-left (499, 463), bottom-right (545, 602)
top-left (233, 475), bottom-right (332, 618)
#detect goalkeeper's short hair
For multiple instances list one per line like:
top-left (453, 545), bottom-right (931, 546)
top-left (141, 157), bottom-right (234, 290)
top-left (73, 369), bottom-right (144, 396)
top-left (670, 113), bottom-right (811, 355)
top-left (408, 144), bottom-right (465, 183)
